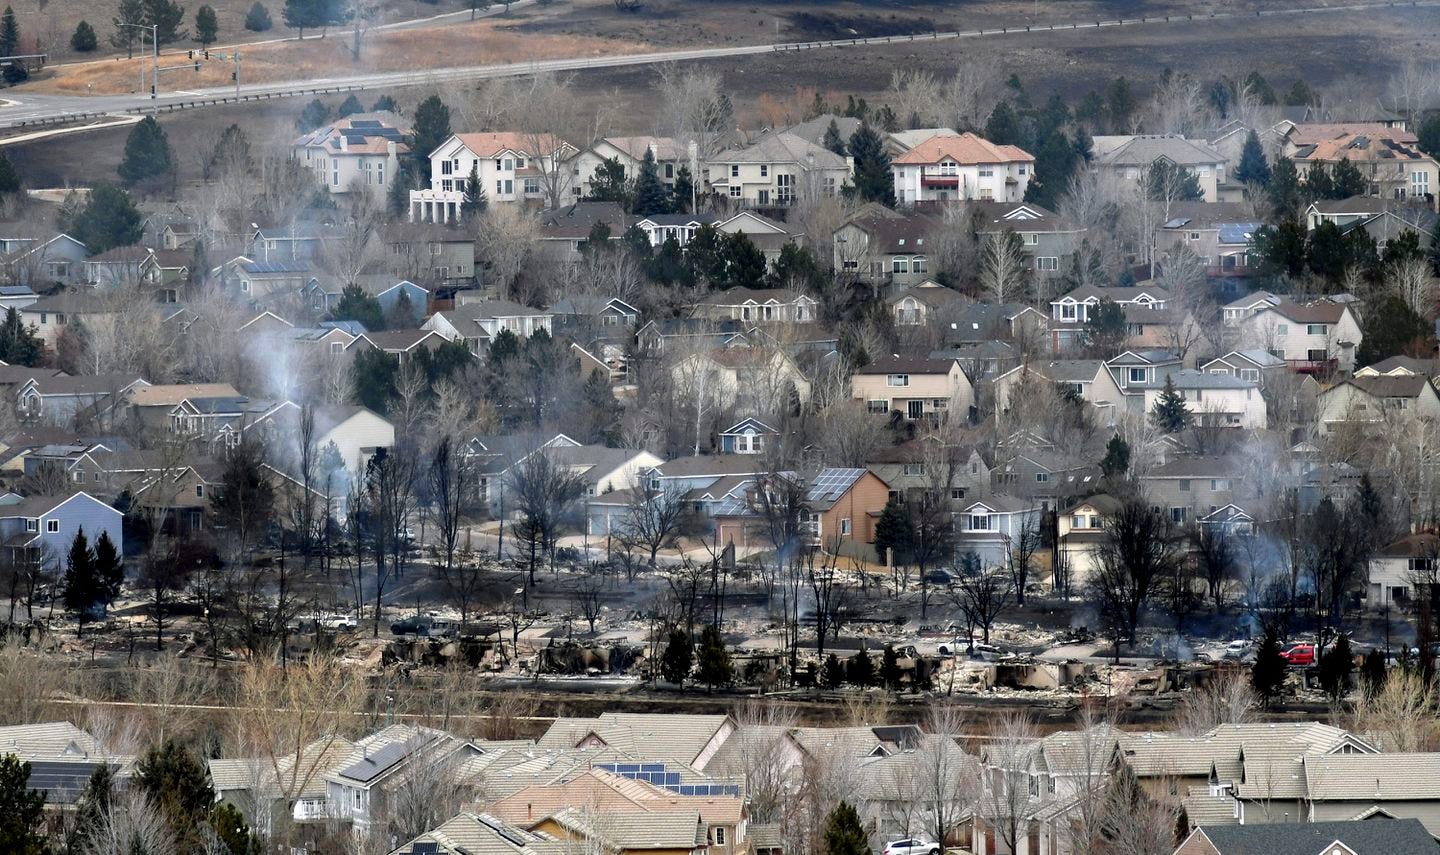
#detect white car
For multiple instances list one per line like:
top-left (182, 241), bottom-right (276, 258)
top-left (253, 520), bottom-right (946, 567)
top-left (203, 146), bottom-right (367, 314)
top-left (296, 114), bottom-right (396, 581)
top-left (883, 838), bottom-right (940, 855)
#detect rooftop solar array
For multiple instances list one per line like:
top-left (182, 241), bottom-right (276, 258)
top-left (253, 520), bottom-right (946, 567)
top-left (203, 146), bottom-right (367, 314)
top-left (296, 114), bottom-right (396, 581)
top-left (410, 844), bottom-right (438, 855)
top-left (806, 468), bottom-right (866, 502)
top-left (339, 741), bottom-right (412, 783)
top-left (595, 762), bottom-right (741, 798)
top-left (28, 760), bottom-right (111, 804)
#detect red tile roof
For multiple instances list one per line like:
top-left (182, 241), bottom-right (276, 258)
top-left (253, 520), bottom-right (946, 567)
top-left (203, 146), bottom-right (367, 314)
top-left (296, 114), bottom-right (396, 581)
top-left (893, 132), bottom-right (1034, 165)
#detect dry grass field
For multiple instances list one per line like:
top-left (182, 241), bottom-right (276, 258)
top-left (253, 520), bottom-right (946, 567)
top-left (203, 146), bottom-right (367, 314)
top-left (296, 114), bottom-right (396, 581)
top-left (24, 18), bottom-right (651, 94)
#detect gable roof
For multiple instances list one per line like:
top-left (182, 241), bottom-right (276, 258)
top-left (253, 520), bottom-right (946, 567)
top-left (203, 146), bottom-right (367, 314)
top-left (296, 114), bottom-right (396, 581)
top-left (450, 132), bottom-right (572, 159)
top-left (892, 132), bottom-right (1034, 165)
top-left (1335, 375), bottom-right (1434, 400)
top-left (1094, 134), bottom-right (1225, 166)
top-left (709, 132), bottom-right (847, 168)
top-left (1191, 819), bottom-right (1439, 855)
top-left (855, 354), bottom-right (959, 376)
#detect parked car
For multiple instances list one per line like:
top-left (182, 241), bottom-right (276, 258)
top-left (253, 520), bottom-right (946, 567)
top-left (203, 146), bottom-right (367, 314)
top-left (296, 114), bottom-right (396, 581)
top-left (389, 616), bottom-right (458, 638)
top-left (319, 613), bottom-right (357, 632)
top-left (1223, 639), bottom-right (1252, 660)
top-left (1282, 642), bottom-right (1317, 666)
top-left (883, 839), bottom-right (940, 855)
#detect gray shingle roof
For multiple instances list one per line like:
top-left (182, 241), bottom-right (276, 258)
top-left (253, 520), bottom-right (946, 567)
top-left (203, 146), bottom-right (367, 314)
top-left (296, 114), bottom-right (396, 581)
top-left (1193, 819), bottom-right (1440, 854)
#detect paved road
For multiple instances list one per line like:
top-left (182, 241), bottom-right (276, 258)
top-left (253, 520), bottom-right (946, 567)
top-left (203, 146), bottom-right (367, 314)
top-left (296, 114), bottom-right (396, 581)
top-left (1, 0), bottom-right (1434, 132)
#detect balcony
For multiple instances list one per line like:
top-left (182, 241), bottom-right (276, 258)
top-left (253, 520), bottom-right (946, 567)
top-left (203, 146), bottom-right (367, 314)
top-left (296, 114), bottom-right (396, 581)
top-left (1288, 358), bottom-right (1337, 375)
top-left (921, 174), bottom-right (960, 188)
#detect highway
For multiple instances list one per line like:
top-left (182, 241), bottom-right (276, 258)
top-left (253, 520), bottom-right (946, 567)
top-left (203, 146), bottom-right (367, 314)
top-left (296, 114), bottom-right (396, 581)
top-left (0, 0), bottom-right (1434, 134)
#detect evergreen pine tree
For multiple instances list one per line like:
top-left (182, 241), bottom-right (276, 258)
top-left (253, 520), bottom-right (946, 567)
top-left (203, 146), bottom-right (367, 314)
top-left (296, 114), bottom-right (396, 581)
top-left (695, 625), bottom-right (731, 692)
top-left (461, 163), bottom-right (487, 217)
top-left (822, 802), bottom-right (869, 855)
top-left (846, 122), bottom-right (894, 206)
top-left (410, 94), bottom-right (451, 165)
top-left (1303, 161), bottom-right (1334, 200)
top-left (62, 528), bottom-right (98, 637)
top-left (1100, 435), bottom-right (1130, 478)
top-left (387, 162), bottom-right (414, 219)
top-left (1150, 375), bottom-right (1191, 433)
top-left (71, 184), bottom-right (144, 255)
top-left (847, 648), bottom-right (875, 686)
top-left (820, 653), bottom-right (845, 688)
top-left (143, 0), bottom-right (188, 45)
top-left (585, 157), bottom-right (630, 205)
top-left (1269, 156), bottom-right (1301, 219)
top-left (631, 148), bottom-right (671, 216)
top-left (211, 802), bottom-right (260, 855)
top-left (296, 98), bottom-right (330, 132)
top-left (0, 307), bottom-right (41, 366)
top-left (1330, 157), bottom-right (1367, 199)
top-left (872, 497), bottom-right (913, 568)
top-left (1361, 648), bottom-right (1387, 696)
top-left (329, 283), bottom-right (385, 331)
top-left (118, 116), bottom-right (174, 185)
top-left (879, 643), bottom-right (902, 690)
top-left (0, 755), bottom-right (46, 855)
top-left (243, 1), bottom-right (271, 30)
top-left (0, 7), bottom-right (19, 58)
top-left (71, 20), bottom-right (99, 51)
top-left (112, 0), bottom-right (147, 57)
top-left (135, 740), bottom-right (215, 849)
top-left (672, 165), bottom-right (694, 214)
top-left (0, 153), bottom-right (18, 195)
top-left (1145, 159), bottom-right (1204, 202)
top-left (371, 94), bottom-right (396, 112)
top-left (1251, 626), bottom-right (1287, 709)
top-left (94, 530), bottom-right (123, 609)
top-left (984, 101), bottom-right (1021, 145)
top-left (1234, 130), bottom-right (1271, 187)
top-left (283, 0), bottom-right (320, 37)
top-left (194, 5), bottom-right (217, 43)
top-left (336, 93), bottom-right (363, 116)
top-left (660, 628), bottom-right (692, 689)
top-left (1286, 79), bottom-right (1315, 107)
top-left (821, 118), bottom-right (846, 155)
top-left (1318, 633), bottom-right (1353, 702)
top-left (722, 232), bottom-right (765, 289)
top-left (66, 766), bottom-right (114, 854)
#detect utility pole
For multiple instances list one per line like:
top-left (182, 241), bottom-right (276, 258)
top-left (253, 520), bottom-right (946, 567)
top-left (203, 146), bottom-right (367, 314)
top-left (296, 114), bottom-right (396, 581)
top-left (119, 23), bottom-right (158, 105)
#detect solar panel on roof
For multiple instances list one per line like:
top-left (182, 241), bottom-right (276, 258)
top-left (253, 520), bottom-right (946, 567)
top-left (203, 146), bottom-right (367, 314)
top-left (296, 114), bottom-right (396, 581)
top-left (411, 844), bottom-right (439, 855)
top-left (665, 772), bottom-right (680, 786)
top-left (28, 761), bottom-right (109, 804)
top-left (640, 762), bottom-right (664, 772)
top-left (351, 120), bottom-right (381, 128)
top-left (339, 741), bottom-right (412, 783)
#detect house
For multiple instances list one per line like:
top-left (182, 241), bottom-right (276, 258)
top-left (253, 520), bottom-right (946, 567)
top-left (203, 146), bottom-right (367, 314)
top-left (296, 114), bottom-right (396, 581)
top-left (712, 468), bottom-right (890, 558)
top-left (323, 725), bottom-right (483, 834)
top-left (101, 451), bottom-right (221, 536)
top-left (1286, 124), bottom-right (1438, 207)
top-left (782, 115), bottom-right (862, 149)
top-left (573, 135), bottom-right (689, 197)
top-left (293, 112), bottom-right (409, 197)
top-left (1356, 355), bottom-right (1440, 379)
top-left (1154, 202), bottom-right (1263, 279)
top-left (1201, 349), bottom-right (1289, 388)
top-left (250, 221), bottom-right (342, 262)
top-left (379, 223), bottom-right (476, 286)
top-left (714, 211), bottom-right (804, 265)
top-left (211, 735), bottom-right (356, 829)
top-left (943, 302), bottom-right (1049, 349)
top-left (1141, 370), bottom-right (1267, 430)
top-left (1221, 290), bottom-right (1281, 326)
top-left (991, 448), bottom-right (1101, 508)
top-left (635, 319), bottom-right (747, 355)
top-left (537, 714), bottom-right (737, 773)
top-left (1048, 284), bottom-right (1173, 351)
top-left (717, 417), bottom-right (776, 455)
top-left (83, 245), bottom-right (150, 289)
top-left (20, 292), bottom-right (116, 348)
top-left (706, 132), bottom-right (850, 207)
top-left (0, 234), bottom-right (88, 288)
top-left (424, 300), bottom-right (554, 353)
top-left (409, 132), bottom-right (580, 223)
top-left (373, 280), bottom-right (430, 325)
top-left (890, 132), bottom-right (1034, 204)
top-left (1175, 819), bottom-right (1440, 855)
top-left (469, 433), bottom-right (581, 511)
top-left (993, 360), bottom-right (1127, 423)
top-left (1300, 755), bottom-right (1440, 837)
top-left (974, 200), bottom-right (1087, 280)
top-left (546, 444), bottom-right (664, 498)
top-left (888, 281), bottom-right (966, 326)
top-left (16, 374), bottom-right (149, 427)
top-left (850, 355), bottom-right (975, 422)
top-left (955, 495), bottom-right (1043, 568)
top-left (1106, 349), bottom-right (1183, 403)
top-left (537, 201), bottom-right (632, 262)
top-left (0, 284), bottom-right (37, 312)
top-left (1057, 494), bottom-right (1122, 588)
top-left (346, 329), bottom-right (446, 364)
top-left (1316, 376), bottom-right (1440, 433)
top-left (388, 813), bottom-right (563, 855)
top-left (833, 208), bottom-right (941, 286)
top-left (229, 259), bottom-right (321, 304)
top-left (693, 288), bottom-right (818, 324)
top-left (1232, 299), bottom-right (1363, 374)
top-left (1093, 135), bottom-right (1228, 202)
top-left (1366, 533), bottom-right (1436, 609)
top-left (551, 296), bottom-right (640, 335)
top-left (1140, 456), bottom-right (1249, 526)
top-left (670, 346), bottom-right (813, 414)
top-left (866, 438), bottom-right (989, 506)
top-left (0, 491), bottom-right (123, 570)
top-left (529, 808), bottom-right (710, 855)
top-left (1304, 197), bottom-right (1439, 243)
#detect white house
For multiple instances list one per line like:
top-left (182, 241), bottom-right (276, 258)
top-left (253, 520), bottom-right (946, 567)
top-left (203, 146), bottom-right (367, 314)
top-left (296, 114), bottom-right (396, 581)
top-left (1367, 533), bottom-right (1436, 608)
top-left (706, 132), bottom-right (850, 206)
top-left (1140, 370), bottom-right (1267, 429)
top-left (1316, 375), bottom-right (1440, 433)
top-left (573, 136), bottom-right (691, 197)
top-left (409, 132), bottom-right (579, 223)
top-left (423, 300), bottom-right (554, 353)
top-left (891, 132), bottom-right (1034, 205)
top-left (292, 112), bottom-right (409, 197)
top-left (1233, 299), bottom-right (1363, 373)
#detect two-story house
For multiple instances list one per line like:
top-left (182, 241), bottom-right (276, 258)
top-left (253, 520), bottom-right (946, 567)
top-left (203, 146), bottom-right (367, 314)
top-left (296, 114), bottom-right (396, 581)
top-left (292, 112), bottom-right (409, 197)
top-left (1200, 349), bottom-right (1289, 389)
top-left (1139, 455), bottom-right (1250, 526)
top-left (833, 208), bottom-right (942, 287)
top-left (1093, 134), bottom-right (1228, 202)
top-left (712, 468), bottom-right (890, 559)
top-left (1153, 201), bottom-right (1263, 280)
top-left (409, 132), bottom-right (579, 223)
top-left (323, 725), bottom-right (483, 835)
top-left (0, 234), bottom-right (88, 288)
top-left (379, 223), bottom-right (475, 287)
top-left (1141, 370), bottom-right (1268, 429)
top-left (693, 287), bottom-right (818, 325)
top-left (1285, 124), bottom-right (1438, 206)
top-left (887, 280), bottom-right (966, 327)
top-left (423, 300), bottom-right (554, 353)
top-left (1316, 375), bottom-right (1440, 434)
top-left (1232, 299), bottom-right (1363, 374)
top-left (706, 132), bottom-right (850, 207)
top-left (851, 355), bottom-right (975, 422)
top-left (993, 359), bottom-right (1126, 424)
top-left (1048, 284), bottom-right (1173, 351)
top-left (974, 201), bottom-right (1086, 280)
top-left (891, 132), bottom-right (1034, 204)
top-left (573, 135), bottom-right (689, 197)
top-left (0, 491), bottom-right (123, 570)
top-left (955, 495), bottom-right (1044, 569)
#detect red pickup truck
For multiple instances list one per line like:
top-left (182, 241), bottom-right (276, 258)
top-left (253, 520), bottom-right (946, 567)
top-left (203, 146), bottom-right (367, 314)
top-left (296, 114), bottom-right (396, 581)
top-left (1281, 643), bottom-right (1317, 666)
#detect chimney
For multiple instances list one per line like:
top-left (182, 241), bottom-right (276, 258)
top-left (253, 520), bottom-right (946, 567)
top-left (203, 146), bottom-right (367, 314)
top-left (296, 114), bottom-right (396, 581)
top-left (339, 135), bottom-right (348, 153)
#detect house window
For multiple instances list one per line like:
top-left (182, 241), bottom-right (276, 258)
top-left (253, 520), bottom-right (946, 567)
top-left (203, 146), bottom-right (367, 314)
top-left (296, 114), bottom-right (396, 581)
top-left (913, 256), bottom-right (927, 273)
top-left (714, 827), bottom-right (726, 845)
top-left (46, 519), bottom-right (59, 533)
top-left (887, 374), bottom-right (909, 387)
top-left (1060, 303), bottom-right (1077, 321)
top-left (1028, 774), bottom-right (1040, 797)
top-left (866, 399), bottom-right (888, 414)
top-left (840, 518), bottom-right (852, 536)
top-left (1072, 515), bottom-right (1086, 529)
top-left (902, 463), bottom-right (926, 476)
top-left (1179, 479), bottom-right (1191, 492)
top-left (1275, 324), bottom-right (1288, 336)
top-left (730, 165), bottom-right (739, 178)
top-left (503, 180), bottom-right (513, 194)
top-left (951, 488), bottom-right (966, 500)
top-left (1307, 324), bottom-right (1328, 335)
top-left (1171, 507), bottom-right (1187, 524)
top-left (502, 158), bottom-right (513, 171)
top-left (1035, 257), bottom-right (1058, 271)
top-left (759, 164), bottom-right (769, 177)
top-left (1413, 171), bottom-right (1430, 196)
top-left (729, 186), bottom-right (742, 198)
top-left (441, 160), bottom-right (453, 175)
top-left (970, 514), bottom-right (993, 531)
top-left (25, 519), bottom-right (36, 532)
top-left (73, 471), bottom-right (83, 482)
top-left (1240, 368), bottom-right (1259, 382)
top-left (1128, 368), bottom-right (1147, 384)
top-left (1035, 473), bottom-right (1049, 483)
top-left (979, 166), bottom-right (994, 177)
top-left (196, 485), bottom-right (205, 498)
top-left (892, 258), bottom-right (909, 274)
top-left (1211, 479), bottom-right (1230, 491)
top-left (1023, 233), bottom-right (1039, 246)
top-left (330, 341), bottom-right (344, 355)
top-left (523, 178), bottom-right (540, 195)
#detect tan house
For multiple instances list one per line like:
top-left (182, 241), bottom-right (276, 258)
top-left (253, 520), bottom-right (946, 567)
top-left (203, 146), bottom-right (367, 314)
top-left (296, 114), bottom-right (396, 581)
top-left (851, 355), bottom-right (975, 421)
top-left (1092, 134), bottom-right (1228, 202)
top-left (887, 280), bottom-right (966, 326)
top-left (1285, 123), bottom-right (1438, 207)
top-left (1056, 494), bottom-right (1122, 588)
top-left (706, 132), bottom-right (850, 207)
top-left (1233, 299), bottom-right (1363, 374)
top-left (713, 468), bottom-right (891, 559)
top-left (693, 287), bottom-right (818, 324)
top-left (1316, 375), bottom-right (1440, 434)
top-left (891, 132), bottom-right (1034, 204)
top-left (670, 346), bottom-right (813, 415)
top-left (992, 359), bottom-right (1126, 424)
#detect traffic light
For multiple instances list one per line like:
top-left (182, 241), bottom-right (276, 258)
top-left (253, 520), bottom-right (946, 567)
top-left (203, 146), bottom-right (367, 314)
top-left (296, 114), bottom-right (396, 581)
top-left (187, 50), bottom-right (194, 59)
top-left (202, 50), bottom-right (209, 59)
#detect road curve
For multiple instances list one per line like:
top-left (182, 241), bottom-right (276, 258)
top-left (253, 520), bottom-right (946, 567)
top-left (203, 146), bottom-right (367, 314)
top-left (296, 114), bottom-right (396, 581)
top-left (1, 0), bottom-right (1435, 131)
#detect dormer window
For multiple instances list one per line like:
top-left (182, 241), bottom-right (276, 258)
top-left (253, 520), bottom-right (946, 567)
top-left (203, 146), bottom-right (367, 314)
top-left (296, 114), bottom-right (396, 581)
top-left (1128, 368), bottom-right (1148, 384)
